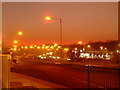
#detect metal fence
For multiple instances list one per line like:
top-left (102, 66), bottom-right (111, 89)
top-left (88, 65), bottom-right (119, 88)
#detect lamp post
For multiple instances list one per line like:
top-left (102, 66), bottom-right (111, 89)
top-left (17, 31), bottom-right (23, 46)
top-left (45, 16), bottom-right (63, 59)
top-left (45, 16), bottom-right (62, 46)
top-left (78, 41), bottom-right (82, 45)
top-left (13, 40), bottom-right (18, 44)
top-left (17, 31), bottom-right (23, 36)
top-left (59, 18), bottom-right (62, 46)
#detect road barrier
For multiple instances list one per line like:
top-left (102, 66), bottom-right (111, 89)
top-left (88, 65), bottom-right (119, 88)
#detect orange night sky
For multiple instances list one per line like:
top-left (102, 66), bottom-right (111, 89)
top-left (2, 2), bottom-right (118, 46)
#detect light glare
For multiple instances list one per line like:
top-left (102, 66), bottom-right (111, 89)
top-left (45, 16), bottom-right (52, 20)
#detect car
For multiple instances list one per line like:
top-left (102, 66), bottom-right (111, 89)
top-left (10, 62), bottom-right (15, 72)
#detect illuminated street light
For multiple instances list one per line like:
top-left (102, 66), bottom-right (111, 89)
top-left (13, 45), bottom-right (17, 48)
top-left (11, 48), bottom-right (13, 50)
top-left (83, 48), bottom-right (85, 51)
top-left (74, 48), bottom-right (77, 50)
top-left (48, 49), bottom-right (50, 51)
top-left (13, 48), bottom-right (17, 51)
top-left (21, 46), bottom-right (24, 48)
top-left (78, 41), bottom-right (82, 45)
top-left (105, 47), bottom-right (107, 50)
top-left (16, 32), bottom-right (23, 46)
top-left (37, 46), bottom-right (40, 49)
top-left (25, 46), bottom-right (28, 49)
top-left (57, 57), bottom-right (60, 59)
top-left (42, 44), bottom-right (45, 47)
top-left (45, 16), bottom-right (63, 59)
top-left (54, 43), bottom-right (58, 47)
top-left (117, 50), bottom-right (119, 53)
top-left (34, 45), bottom-right (37, 47)
top-left (87, 45), bottom-right (91, 48)
top-left (45, 16), bottom-right (62, 45)
top-left (30, 46), bottom-right (33, 48)
top-left (13, 40), bottom-right (18, 44)
top-left (50, 46), bottom-right (54, 49)
top-left (64, 48), bottom-right (69, 51)
top-left (100, 46), bottom-right (103, 50)
top-left (10, 52), bottom-right (12, 54)
top-left (45, 16), bottom-right (52, 20)
top-left (18, 31), bottom-right (23, 35)
top-left (56, 49), bottom-right (59, 51)
top-left (49, 52), bottom-right (53, 55)
top-left (42, 46), bottom-right (45, 49)
top-left (58, 46), bottom-right (61, 48)
top-left (45, 46), bottom-right (49, 49)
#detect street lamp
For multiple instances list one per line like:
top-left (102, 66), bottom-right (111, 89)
top-left (87, 45), bottom-right (91, 48)
top-left (37, 46), bottom-right (40, 49)
top-left (45, 16), bottom-right (52, 20)
top-left (13, 40), bottom-right (18, 44)
top-left (54, 43), bottom-right (58, 47)
top-left (18, 31), bottom-right (23, 36)
top-left (18, 31), bottom-right (23, 45)
top-left (78, 41), bottom-right (83, 45)
top-left (30, 46), bottom-right (34, 49)
top-left (13, 45), bottom-right (17, 48)
top-left (100, 46), bottom-right (103, 50)
top-left (64, 48), bottom-right (69, 52)
top-left (74, 48), bottom-right (77, 50)
top-left (45, 16), bottom-right (63, 46)
top-left (13, 48), bottom-right (17, 51)
top-left (24, 46), bottom-right (28, 49)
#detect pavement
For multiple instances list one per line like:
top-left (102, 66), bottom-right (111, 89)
top-left (10, 72), bottom-right (66, 88)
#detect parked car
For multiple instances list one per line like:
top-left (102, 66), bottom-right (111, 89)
top-left (10, 62), bottom-right (15, 72)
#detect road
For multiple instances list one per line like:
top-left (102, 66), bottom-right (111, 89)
top-left (12, 60), bottom-right (119, 88)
